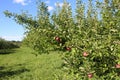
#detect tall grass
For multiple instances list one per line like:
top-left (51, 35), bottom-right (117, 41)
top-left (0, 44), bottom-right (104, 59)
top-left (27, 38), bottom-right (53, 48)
top-left (0, 47), bottom-right (64, 80)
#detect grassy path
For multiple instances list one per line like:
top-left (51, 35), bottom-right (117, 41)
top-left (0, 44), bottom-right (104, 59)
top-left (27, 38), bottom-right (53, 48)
top-left (0, 47), bottom-right (63, 80)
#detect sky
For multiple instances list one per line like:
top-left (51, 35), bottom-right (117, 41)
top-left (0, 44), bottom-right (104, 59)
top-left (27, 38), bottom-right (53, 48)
top-left (0, 0), bottom-right (77, 41)
top-left (0, 0), bottom-right (99, 41)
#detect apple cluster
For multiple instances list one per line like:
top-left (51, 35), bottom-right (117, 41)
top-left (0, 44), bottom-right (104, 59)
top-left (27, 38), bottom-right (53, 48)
top-left (54, 36), bottom-right (71, 51)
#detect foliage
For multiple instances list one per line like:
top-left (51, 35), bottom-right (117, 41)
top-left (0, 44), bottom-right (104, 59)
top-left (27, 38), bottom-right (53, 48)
top-left (0, 38), bottom-right (20, 50)
top-left (4, 0), bottom-right (120, 79)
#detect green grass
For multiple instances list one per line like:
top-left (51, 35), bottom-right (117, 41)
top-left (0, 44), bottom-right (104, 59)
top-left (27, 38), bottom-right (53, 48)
top-left (0, 47), bottom-right (64, 80)
top-left (0, 46), bottom-right (120, 80)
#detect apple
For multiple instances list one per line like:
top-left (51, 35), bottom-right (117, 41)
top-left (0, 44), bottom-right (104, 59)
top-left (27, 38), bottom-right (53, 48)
top-left (87, 73), bottom-right (93, 78)
top-left (55, 36), bottom-right (61, 42)
top-left (66, 47), bottom-right (71, 51)
top-left (83, 52), bottom-right (89, 57)
top-left (115, 64), bottom-right (120, 68)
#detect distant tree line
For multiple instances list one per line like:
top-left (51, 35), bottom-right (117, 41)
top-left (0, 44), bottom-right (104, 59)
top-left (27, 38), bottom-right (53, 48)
top-left (0, 38), bottom-right (21, 49)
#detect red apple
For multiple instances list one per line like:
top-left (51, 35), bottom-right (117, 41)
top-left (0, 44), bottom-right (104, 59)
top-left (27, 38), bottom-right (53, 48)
top-left (66, 47), bottom-right (71, 51)
top-left (55, 36), bottom-right (61, 42)
top-left (83, 52), bottom-right (89, 57)
top-left (115, 64), bottom-right (120, 68)
top-left (87, 73), bottom-right (93, 78)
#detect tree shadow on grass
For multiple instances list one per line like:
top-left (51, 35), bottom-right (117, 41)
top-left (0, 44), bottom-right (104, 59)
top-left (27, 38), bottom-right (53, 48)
top-left (0, 66), bottom-right (5, 70)
top-left (0, 63), bottom-right (30, 78)
top-left (0, 68), bottom-right (30, 78)
top-left (0, 49), bottom-right (16, 55)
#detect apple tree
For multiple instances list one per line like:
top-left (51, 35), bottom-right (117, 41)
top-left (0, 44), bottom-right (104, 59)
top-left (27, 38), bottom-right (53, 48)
top-left (4, 0), bottom-right (120, 79)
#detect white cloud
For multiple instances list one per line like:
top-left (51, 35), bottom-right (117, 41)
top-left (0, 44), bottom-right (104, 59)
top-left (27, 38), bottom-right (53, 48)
top-left (48, 6), bottom-right (54, 11)
top-left (55, 2), bottom-right (63, 7)
top-left (55, 2), bottom-right (71, 7)
top-left (59, 3), bottom-right (63, 7)
top-left (45, 0), bottom-right (50, 4)
top-left (13, 0), bottom-right (31, 6)
top-left (1, 36), bottom-right (23, 41)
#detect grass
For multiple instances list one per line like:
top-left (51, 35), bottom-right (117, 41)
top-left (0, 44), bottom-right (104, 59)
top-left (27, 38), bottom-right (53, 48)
top-left (0, 46), bottom-right (120, 80)
top-left (0, 47), bottom-right (64, 80)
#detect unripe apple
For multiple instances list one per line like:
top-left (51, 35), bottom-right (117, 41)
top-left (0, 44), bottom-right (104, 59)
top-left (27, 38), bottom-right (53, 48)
top-left (87, 73), bottom-right (93, 78)
top-left (83, 52), bottom-right (89, 57)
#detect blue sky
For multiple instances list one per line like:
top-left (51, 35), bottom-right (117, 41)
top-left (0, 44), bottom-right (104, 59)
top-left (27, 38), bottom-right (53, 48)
top-left (0, 0), bottom-right (97, 41)
top-left (0, 0), bottom-right (77, 41)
